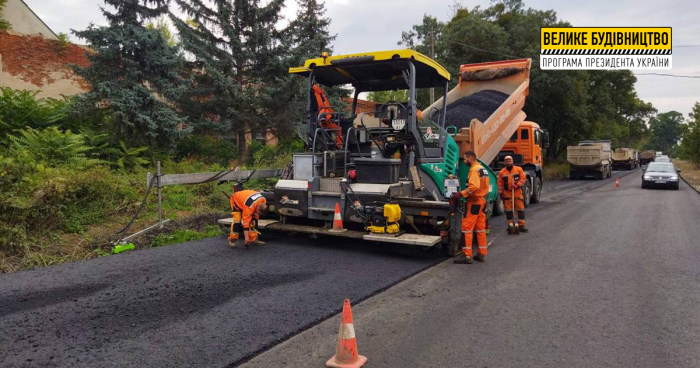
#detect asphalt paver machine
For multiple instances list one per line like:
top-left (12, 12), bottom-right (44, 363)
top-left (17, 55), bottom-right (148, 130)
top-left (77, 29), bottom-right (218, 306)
top-left (249, 50), bottom-right (531, 255)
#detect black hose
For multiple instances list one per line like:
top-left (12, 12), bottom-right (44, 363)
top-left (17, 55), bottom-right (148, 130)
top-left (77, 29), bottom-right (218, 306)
top-left (115, 175), bottom-right (158, 236)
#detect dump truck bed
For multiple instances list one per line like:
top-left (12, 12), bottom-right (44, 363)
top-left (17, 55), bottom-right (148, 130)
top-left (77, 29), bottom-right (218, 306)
top-left (568, 141), bottom-right (612, 167)
top-left (423, 59), bottom-right (531, 165)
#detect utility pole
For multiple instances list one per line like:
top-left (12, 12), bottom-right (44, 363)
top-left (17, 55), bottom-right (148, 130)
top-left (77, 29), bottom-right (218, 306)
top-left (429, 29), bottom-right (435, 105)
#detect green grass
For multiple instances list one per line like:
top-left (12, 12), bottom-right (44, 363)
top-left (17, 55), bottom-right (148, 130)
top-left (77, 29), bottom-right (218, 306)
top-left (149, 225), bottom-right (222, 248)
top-left (544, 162), bottom-right (570, 180)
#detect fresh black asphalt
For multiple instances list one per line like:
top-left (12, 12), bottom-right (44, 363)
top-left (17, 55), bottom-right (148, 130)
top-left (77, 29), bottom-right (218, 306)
top-left (243, 168), bottom-right (700, 368)
top-left (0, 231), bottom-right (440, 367)
top-left (3, 168), bottom-right (691, 368)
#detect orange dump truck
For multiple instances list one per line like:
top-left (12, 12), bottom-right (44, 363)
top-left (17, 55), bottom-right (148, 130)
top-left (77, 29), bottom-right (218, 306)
top-left (423, 58), bottom-right (548, 216)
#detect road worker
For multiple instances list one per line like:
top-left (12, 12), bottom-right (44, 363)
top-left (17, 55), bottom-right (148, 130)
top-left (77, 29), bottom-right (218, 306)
top-left (497, 156), bottom-right (528, 233)
top-left (228, 189), bottom-right (268, 248)
top-left (450, 151), bottom-right (490, 264)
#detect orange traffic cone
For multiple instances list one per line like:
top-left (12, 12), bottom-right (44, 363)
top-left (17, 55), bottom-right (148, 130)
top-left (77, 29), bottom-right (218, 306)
top-left (615, 177), bottom-right (620, 187)
top-left (329, 202), bottom-right (346, 232)
top-left (326, 299), bottom-right (367, 368)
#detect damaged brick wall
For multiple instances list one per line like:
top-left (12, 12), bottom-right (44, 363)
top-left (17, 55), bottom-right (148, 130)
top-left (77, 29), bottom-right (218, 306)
top-left (0, 30), bottom-right (90, 98)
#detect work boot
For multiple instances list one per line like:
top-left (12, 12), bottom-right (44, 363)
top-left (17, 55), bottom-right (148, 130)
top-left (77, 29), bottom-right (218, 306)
top-left (453, 252), bottom-right (473, 264)
top-left (475, 253), bottom-right (486, 262)
top-left (245, 240), bottom-right (266, 248)
top-left (518, 225), bottom-right (529, 233)
top-left (228, 239), bottom-right (237, 248)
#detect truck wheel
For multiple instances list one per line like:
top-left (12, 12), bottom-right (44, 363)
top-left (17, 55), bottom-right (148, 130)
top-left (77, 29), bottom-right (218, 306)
top-left (570, 171), bottom-right (577, 180)
top-left (595, 171), bottom-right (604, 180)
top-left (531, 178), bottom-right (542, 204)
top-left (523, 180), bottom-right (532, 207)
top-left (492, 195), bottom-right (504, 216)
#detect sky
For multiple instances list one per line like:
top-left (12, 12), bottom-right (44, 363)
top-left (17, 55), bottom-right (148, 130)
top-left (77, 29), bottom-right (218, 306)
top-left (22, 0), bottom-right (700, 116)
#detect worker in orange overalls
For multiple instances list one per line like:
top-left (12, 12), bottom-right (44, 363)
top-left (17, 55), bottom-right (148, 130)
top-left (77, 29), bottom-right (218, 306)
top-left (312, 84), bottom-right (343, 148)
top-left (228, 189), bottom-right (268, 248)
top-left (497, 156), bottom-right (528, 233)
top-left (450, 151), bottom-right (490, 264)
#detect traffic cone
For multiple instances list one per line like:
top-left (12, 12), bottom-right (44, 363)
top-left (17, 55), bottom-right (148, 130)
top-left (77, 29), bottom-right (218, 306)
top-left (326, 299), bottom-right (367, 368)
top-left (329, 202), bottom-right (346, 232)
top-left (615, 177), bottom-right (620, 187)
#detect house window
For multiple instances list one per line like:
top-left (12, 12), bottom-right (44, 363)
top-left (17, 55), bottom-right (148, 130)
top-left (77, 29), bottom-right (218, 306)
top-left (254, 131), bottom-right (266, 142)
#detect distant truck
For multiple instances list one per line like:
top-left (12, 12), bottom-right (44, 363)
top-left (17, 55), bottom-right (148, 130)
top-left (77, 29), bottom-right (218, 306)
top-left (611, 148), bottom-right (639, 170)
top-left (639, 150), bottom-right (656, 165)
top-left (567, 140), bottom-right (612, 180)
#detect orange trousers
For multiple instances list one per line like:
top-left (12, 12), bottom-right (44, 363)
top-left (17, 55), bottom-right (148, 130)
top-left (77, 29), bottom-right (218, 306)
top-left (503, 195), bottom-right (525, 226)
top-left (461, 198), bottom-right (487, 257)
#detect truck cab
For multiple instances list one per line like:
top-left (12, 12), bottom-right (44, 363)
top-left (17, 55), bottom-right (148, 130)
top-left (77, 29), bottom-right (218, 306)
top-left (489, 121), bottom-right (548, 210)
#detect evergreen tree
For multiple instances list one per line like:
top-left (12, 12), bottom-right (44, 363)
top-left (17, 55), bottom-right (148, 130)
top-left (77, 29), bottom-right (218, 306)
top-left (288, 0), bottom-right (335, 63)
top-left (285, 0), bottom-right (347, 136)
top-left (171, 0), bottom-right (290, 160)
top-left (72, 0), bottom-right (186, 147)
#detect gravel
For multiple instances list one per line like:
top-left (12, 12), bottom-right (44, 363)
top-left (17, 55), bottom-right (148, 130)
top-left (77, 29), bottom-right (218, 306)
top-left (437, 89), bottom-right (509, 128)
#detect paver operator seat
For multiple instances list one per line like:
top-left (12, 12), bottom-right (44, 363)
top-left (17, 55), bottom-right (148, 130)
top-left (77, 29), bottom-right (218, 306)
top-left (311, 84), bottom-right (344, 148)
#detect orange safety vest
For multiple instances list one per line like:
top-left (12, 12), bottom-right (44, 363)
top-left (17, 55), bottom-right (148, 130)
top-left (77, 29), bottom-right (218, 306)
top-left (461, 162), bottom-right (490, 201)
top-left (497, 166), bottom-right (527, 198)
top-left (230, 190), bottom-right (266, 229)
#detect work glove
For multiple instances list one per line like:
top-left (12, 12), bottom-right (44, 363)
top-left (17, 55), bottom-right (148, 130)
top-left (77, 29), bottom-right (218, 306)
top-left (450, 191), bottom-right (463, 201)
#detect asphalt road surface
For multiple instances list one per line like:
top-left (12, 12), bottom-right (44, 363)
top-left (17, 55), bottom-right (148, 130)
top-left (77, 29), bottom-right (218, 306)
top-left (3, 168), bottom-right (699, 367)
top-left (0, 231), bottom-right (440, 367)
top-left (243, 169), bottom-right (700, 367)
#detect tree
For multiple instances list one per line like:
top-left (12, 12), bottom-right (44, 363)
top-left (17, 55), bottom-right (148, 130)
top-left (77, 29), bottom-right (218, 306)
top-left (647, 111), bottom-right (685, 155)
top-left (172, 0), bottom-right (291, 160)
top-left (146, 16), bottom-right (177, 47)
top-left (0, 0), bottom-right (10, 30)
top-left (287, 0), bottom-right (335, 63)
top-left (680, 102), bottom-right (700, 163)
top-left (285, 0), bottom-right (345, 132)
top-left (72, 0), bottom-right (186, 147)
top-left (399, 15), bottom-right (445, 107)
top-left (399, 0), bottom-right (657, 159)
top-left (366, 90), bottom-right (408, 103)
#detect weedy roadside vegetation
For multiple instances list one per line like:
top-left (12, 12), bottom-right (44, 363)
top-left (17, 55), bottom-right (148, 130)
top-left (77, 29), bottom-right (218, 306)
top-left (0, 88), bottom-right (294, 273)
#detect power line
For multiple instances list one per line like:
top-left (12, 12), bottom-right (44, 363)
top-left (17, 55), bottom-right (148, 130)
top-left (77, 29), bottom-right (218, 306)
top-left (448, 40), bottom-right (537, 62)
top-left (674, 44), bottom-right (700, 48)
top-left (635, 73), bottom-right (700, 78)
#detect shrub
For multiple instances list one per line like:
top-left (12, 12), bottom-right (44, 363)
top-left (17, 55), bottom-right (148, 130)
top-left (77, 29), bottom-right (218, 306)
top-left (544, 161), bottom-right (570, 180)
top-left (174, 135), bottom-right (238, 165)
top-left (8, 127), bottom-right (102, 169)
top-left (245, 139), bottom-right (303, 168)
top-left (0, 88), bottom-right (69, 138)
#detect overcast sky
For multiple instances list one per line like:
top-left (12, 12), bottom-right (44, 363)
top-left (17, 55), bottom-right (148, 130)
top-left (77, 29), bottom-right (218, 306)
top-left (23, 0), bottom-right (700, 116)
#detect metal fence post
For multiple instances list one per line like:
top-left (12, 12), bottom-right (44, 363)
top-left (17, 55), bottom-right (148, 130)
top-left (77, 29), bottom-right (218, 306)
top-left (157, 161), bottom-right (163, 228)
